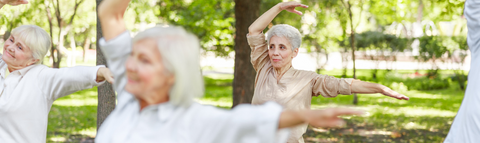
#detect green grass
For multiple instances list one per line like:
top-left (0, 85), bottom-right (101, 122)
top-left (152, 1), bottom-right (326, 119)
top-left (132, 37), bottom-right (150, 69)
top-left (46, 69), bottom-right (465, 142)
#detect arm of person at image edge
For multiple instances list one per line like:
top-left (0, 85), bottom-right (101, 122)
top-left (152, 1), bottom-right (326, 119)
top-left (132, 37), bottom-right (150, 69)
top-left (247, 1), bottom-right (307, 72)
top-left (39, 66), bottom-right (113, 101)
top-left (0, 0), bottom-right (28, 9)
top-left (190, 101), bottom-right (364, 143)
top-left (97, 0), bottom-right (130, 101)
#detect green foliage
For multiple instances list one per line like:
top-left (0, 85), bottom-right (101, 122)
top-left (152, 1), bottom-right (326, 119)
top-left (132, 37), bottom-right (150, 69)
top-left (416, 36), bottom-right (467, 63)
top-left (355, 31), bottom-right (411, 52)
top-left (156, 0), bottom-right (235, 56)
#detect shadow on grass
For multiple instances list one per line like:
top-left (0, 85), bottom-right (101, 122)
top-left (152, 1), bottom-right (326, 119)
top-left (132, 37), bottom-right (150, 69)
top-left (304, 114), bottom-right (453, 142)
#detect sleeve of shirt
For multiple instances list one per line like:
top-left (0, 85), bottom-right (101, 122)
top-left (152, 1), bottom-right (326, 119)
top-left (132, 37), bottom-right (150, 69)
top-left (311, 74), bottom-right (353, 97)
top-left (465, 0), bottom-right (480, 55)
top-left (39, 66), bottom-right (105, 101)
top-left (98, 31), bottom-right (132, 99)
top-left (191, 102), bottom-right (288, 143)
top-left (247, 33), bottom-right (270, 72)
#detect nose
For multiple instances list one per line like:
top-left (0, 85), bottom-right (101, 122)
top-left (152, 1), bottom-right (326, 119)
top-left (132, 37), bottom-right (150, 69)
top-left (6, 44), bottom-right (15, 53)
top-left (272, 48), bottom-right (280, 56)
top-left (125, 57), bottom-right (136, 73)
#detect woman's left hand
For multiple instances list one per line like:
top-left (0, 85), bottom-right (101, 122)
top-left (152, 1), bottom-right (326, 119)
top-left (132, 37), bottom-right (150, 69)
top-left (96, 67), bottom-right (114, 83)
top-left (0, 0), bottom-right (28, 6)
top-left (380, 86), bottom-right (409, 100)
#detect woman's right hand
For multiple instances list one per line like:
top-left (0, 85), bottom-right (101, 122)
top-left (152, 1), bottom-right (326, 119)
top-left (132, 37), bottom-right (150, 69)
top-left (0, 0), bottom-right (28, 6)
top-left (278, 1), bottom-right (308, 15)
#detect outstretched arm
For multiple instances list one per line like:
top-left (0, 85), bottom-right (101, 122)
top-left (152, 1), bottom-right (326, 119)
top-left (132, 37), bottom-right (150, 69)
top-left (351, 80), bottom-right (409, 100)
top-left (98, 0), bottom-right (130, 41)
top-left (248, 1), bottom-right (307, 36)
top-left (0, 0), bottom-right (28, 9)
top-left (278, 108), bottom-right (364, 129)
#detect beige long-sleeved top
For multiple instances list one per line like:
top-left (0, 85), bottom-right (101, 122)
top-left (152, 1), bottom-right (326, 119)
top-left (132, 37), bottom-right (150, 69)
top-left (248, 33), bottom-right (353, 143)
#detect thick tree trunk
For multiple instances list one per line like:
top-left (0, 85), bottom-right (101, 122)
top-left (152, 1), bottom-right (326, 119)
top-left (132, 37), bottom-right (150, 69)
top-left (232, 0), bottom-right (260, 108)
top-left (96, 0), bottom-right (116, 130)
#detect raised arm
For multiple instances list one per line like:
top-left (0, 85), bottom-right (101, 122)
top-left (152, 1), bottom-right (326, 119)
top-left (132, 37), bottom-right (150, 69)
top-left (248, 1), bottom-right (307, 36)
top-left (97, 0), bottom-right (130, 41)
top-left (0, 0), bottom-right (28, 9)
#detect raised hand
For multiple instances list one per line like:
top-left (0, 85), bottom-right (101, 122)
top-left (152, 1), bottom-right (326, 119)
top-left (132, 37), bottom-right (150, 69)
top-left (305, 108), bottom-right (364, 128)
top-left (0, 0), bottom-right (28, 6)
top-left (381, 86), bottom-right (410, 100)
top-left (278, 1), bottom-right (308, 15)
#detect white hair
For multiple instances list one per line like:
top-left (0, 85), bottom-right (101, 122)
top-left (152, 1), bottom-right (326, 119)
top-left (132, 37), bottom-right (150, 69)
top-left (11, 25), bottom-right (51, 64)
top-left (266, 24), bottom-right (302, 51)
top-left (132, 26), bottom-right (204, 107)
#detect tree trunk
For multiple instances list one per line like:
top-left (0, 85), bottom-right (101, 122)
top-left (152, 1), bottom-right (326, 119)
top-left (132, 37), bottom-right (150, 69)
top-left (232, 0), bottom-right (260, 108)
top-left (69, 33), bottom-right (76, 66)
top-left (96, 0), bottom-right (116, 130)
top-left (83, 35), bottom-right (90, 63)
top-left (347, 1), bottom-right (358, 105)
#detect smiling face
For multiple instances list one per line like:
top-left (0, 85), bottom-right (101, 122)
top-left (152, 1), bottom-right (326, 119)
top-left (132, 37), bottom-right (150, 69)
top-left (2, 35), bottom-right (38, 71)
top-left (268, 36), bottom-right (299, 69)
top-left (125, 38), bottom-right (175, 106)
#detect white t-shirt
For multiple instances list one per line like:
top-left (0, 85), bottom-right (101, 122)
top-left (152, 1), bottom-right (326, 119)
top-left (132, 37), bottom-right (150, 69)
top-left (444, 0), bottom-right (480, 142)
top-left (0, 60), bottom-right (104, 143)
top-left (95, 31), bottom-right (289, 143)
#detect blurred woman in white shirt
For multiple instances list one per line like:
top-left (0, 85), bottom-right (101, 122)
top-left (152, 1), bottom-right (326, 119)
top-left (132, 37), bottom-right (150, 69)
top-left (0, 1), bottom-right (113, 142)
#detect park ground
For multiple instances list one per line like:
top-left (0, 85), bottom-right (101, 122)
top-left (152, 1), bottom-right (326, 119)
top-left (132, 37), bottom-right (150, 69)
top-left (46, 63), bottom-right (465, 142)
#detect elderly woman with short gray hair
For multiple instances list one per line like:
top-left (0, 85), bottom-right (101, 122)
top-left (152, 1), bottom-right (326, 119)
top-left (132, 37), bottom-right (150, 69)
top-left (248, 2), bottom-right (409, 143)
top-left (0, 1), bottom-right (113, 142)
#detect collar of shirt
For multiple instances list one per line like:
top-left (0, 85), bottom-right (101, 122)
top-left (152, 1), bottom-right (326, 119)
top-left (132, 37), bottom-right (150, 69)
top-left (0, 64), bottom-right (36, 78)
top-left (134, 98), bottom-right (176, 123)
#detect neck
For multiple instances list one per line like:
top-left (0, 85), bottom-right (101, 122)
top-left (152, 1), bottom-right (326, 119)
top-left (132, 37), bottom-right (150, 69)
top-left (7, 65), bottom-right (23, 73)
top-left (138, 92), bottom-right (170, 111)
top-left (274, 63), bottom-right (292, 80)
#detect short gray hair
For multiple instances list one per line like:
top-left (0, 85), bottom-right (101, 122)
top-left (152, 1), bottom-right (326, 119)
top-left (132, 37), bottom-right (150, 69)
top-left (266, 24), bottom-right (302, 51)
top-left (11, 25), bottom-right (51, 64)
top-left (132, 26), bottom-right (204, 107)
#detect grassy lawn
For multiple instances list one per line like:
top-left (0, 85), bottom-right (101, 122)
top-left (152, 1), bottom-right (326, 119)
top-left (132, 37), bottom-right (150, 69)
top-left (47, 69), bottom-right (465, 142)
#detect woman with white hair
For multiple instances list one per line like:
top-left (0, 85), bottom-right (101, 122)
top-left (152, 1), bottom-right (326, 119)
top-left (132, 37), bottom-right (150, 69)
top-left (0, 1), bottom-right (113, 142)
top-left (95, 0), bottom-right (363, 142)
top-left (248, 2), bottom-right (410, 142)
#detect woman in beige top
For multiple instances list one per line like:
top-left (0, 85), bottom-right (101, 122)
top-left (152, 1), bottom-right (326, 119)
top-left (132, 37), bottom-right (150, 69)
top-left (248, 2), bottom-right (410, 143)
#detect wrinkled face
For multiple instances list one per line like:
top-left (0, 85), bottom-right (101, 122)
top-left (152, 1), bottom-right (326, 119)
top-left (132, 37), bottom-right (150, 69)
top-left (268, 36), bottom-right (298, 69)
top-left (125, 38), bottom-right (174, 103)
top-left (2, 35), bottom-right (38, 71)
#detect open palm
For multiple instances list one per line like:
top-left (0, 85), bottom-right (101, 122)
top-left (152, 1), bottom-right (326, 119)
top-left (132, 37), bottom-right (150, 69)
top-left (279, 1), bottom-right (308, 15)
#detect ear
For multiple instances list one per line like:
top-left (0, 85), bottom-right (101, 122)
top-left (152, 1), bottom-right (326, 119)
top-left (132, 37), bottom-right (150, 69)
top-left (167, 75), bottom-right (176, 86)
top-left (28, 58), bottom-right (39, 66)
top-left (292, 48), bottom-right (299, 58)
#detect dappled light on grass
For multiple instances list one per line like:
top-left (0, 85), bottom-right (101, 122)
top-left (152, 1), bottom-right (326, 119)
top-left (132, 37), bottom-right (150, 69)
top-left (47, 88), bottom-right (98, 142)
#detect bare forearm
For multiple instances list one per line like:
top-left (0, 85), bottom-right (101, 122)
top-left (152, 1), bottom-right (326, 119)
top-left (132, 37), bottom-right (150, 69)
top-left (278, 110), bottom-right (307, 129)
top-left (248, 4), bottom-right (282, 36)
top-left (98, 0), bottom-right (130, 41)
top-left (350, 80), bottom-right (409, 100)
top-left (351, 80), bottom-right (383, 94)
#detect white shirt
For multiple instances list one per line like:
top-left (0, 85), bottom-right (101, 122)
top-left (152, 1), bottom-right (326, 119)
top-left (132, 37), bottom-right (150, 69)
top-left (444, 0), bottom-right (480, 142)
top-left (96, 31), bottom-right (289, 143)
top-left (0, 58), bottom-right (104, 143)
